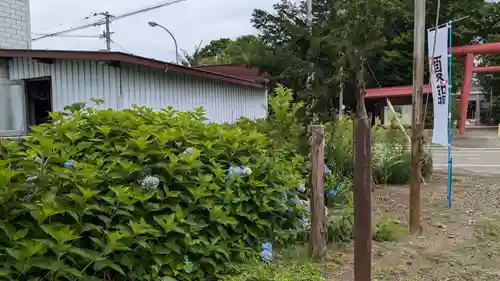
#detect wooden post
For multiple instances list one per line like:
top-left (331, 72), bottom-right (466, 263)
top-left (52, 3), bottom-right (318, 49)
top-left (410, 0), bottom-right (426, 234)
top-left (309, 125), bottom-right (326, 261)
top-left (353, 81), bottom-right (372, 281)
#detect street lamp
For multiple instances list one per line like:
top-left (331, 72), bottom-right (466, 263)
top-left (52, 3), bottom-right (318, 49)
top-left (148, 21), bottom-right (179, 64)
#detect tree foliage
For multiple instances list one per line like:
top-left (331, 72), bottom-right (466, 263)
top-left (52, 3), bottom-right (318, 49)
top-left (183, 0), bottom-right (500, 120)
top-left (181, 36), bottom-right (265, 67)
top-left (474, 3), bottom-right (500, 122)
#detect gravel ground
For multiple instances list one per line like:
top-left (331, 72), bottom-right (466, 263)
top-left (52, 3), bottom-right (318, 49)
top-left (327, 173), bottom-right (500, 281)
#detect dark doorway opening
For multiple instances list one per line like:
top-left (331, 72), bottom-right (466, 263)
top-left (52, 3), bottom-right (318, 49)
top-left (25, 78), bottom-right (52, 127)
top-left (467, 101), bottom-right (476, 120)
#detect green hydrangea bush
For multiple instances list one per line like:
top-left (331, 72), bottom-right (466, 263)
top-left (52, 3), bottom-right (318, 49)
top-left (0, 103), bottom-right (306, 281)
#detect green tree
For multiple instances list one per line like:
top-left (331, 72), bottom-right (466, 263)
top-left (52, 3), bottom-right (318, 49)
top-left (474, 3), bottom-right (500, 122)
top-left (181, 0), bottom-right (499, 120)
top-left (250, 0), bottom-right (498, 119)
top-left (181, 36), bottom-right (266, 66)
top-left (251, 0), bottom-right (405, 120)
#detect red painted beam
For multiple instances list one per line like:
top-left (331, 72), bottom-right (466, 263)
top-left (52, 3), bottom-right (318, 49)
top-left (365, 85), bottom-right (432, 99)
top-left (452, 42), bottom-right (500, 56)
top-left (459, 53), bottom-right (474, 136)
top-left (472, 66), bottom-right (500, 73)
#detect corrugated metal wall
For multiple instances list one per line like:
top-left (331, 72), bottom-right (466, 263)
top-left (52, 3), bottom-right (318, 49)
top-left (9, 57), bottom-right (267, 122)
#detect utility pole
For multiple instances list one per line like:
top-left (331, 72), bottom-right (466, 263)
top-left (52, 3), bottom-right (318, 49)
top-left (100, 12), bottom-right (113, 51)
top-left (410, 0), bottom-right (426, 234)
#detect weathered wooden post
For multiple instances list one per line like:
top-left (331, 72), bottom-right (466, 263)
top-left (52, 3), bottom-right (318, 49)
top-left (352, 56), bottom-right (372, 281)
top-left (309, 125), bottom-right (327, 261)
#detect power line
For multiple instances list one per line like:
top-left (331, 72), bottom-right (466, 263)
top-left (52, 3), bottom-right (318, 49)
top-left (110, 0), bottom-right (186, 22)
top-left (32, 18), bottom-right (106, 41)
top-left (33, 12), bottom-right (101, 34)
top-left (32, 33), bottom-right (101, 38)
top-left (32, 0), bottom-right (187, 51)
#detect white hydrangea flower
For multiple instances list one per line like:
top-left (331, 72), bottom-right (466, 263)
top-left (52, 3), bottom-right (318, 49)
top-left (141, 175), bottom-right (160, 190)
top-left (298, 199), bottom-right (310, 212)
top-left (300, 217), bottom-right (311, 231)
top-left (242, 166), bottom-right (252, 176)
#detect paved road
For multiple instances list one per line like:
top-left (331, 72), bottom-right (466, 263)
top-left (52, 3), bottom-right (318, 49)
top-left (431, 145), bottom-right (500, 175)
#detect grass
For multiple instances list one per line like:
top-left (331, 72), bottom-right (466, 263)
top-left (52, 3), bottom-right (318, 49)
top-left (220, 245), bottom-right (344, 281)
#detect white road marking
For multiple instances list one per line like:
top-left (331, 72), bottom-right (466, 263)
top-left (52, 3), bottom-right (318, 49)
top-left (434, 147), bottom-right (500, 151)
top-left (434, 164), bottom-right (500, 167)
top-left (432, 153), bottom-right (487, 156)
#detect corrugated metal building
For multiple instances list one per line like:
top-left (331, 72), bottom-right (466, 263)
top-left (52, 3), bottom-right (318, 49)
top-left (0, 49), bottom-right (267, 137)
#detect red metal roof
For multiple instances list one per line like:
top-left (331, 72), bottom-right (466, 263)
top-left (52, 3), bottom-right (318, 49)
top-left (365, 85), bottom-right (432, 99)
top-left (194, 64), bottom-right (267, 84)
top-left (0, 49), bottom-right (264, 88)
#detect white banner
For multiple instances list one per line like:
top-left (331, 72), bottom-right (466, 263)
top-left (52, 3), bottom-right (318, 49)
top-left (427, 25), bottom-right (450, 145)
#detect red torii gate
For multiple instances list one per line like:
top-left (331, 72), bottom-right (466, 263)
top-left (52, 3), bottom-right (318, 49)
top-left (365, 42), bottom-right (500, 135)
top-left (453, 42), bottom-right (500, 135)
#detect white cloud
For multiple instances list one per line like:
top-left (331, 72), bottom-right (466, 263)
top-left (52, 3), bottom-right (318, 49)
top-left (30, 0), bottom-right (275, 62)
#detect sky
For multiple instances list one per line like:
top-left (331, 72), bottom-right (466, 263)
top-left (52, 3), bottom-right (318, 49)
top-left (30, 0), bottom-right (276, 63)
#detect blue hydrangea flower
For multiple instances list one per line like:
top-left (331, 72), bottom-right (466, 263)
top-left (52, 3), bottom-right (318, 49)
top-left (296, 186), bottom-right (306, 193)
top-left (141, 175), bottom-right (160, 190)
top-left (286, 209), bottom-right (294, 215)
top-left (261, 250), bottom-right (273, 263)
top-left (262, 242), bottom-right (272, 252)
top-left (63, 161), bottom-right (75, 168)
top-left (324, 166), bottom-right (329, 173)
top-left (327, 188), bottom-right (337, 198)
top-left (228, 166), bottom-right (243, 177)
